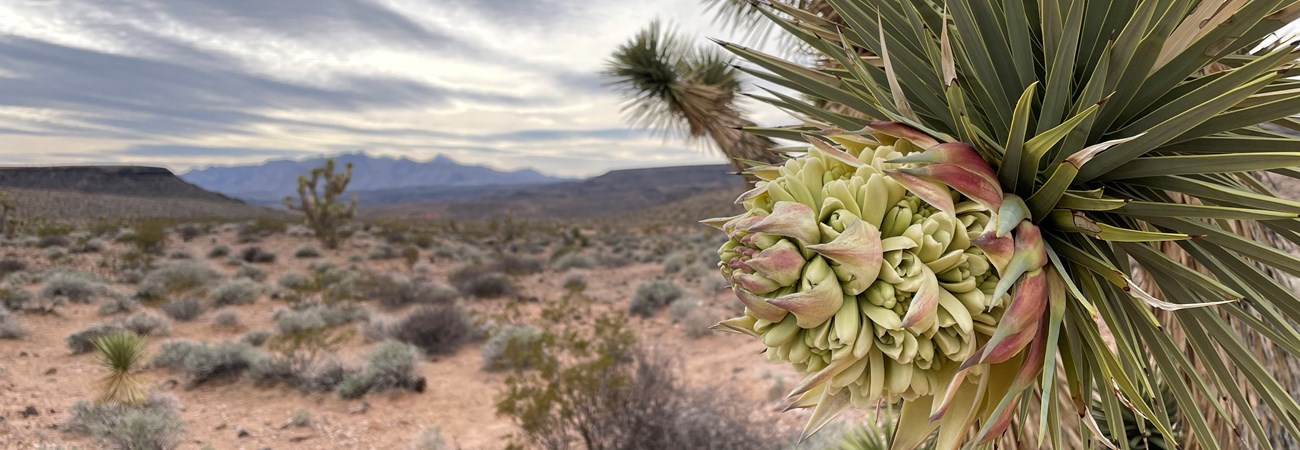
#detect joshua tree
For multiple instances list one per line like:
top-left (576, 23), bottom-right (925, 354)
top-left (284, 158), bottom-right (357, 249)
top-left (604, 20), bottom-right (783, 173)
top-left (703, 1), bottom-right (1300, 449)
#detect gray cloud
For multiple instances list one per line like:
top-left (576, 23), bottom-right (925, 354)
top-left (0, 0), bottom-right (737, 176)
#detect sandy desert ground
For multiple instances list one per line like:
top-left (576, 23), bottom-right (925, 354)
top-left (0, 221), bottom-right (856, 449)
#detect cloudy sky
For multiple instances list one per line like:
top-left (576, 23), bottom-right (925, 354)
top-left (0, 0), bottom-right (793, 177)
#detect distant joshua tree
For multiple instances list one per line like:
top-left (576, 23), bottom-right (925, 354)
top-left (284, 159), bottom-right (357, 249)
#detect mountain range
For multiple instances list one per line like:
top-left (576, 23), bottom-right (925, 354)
top-left (182, 153), bottom-right (562, 206)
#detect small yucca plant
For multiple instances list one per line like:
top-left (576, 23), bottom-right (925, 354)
top-left (92, 331), bottom-right (149, 406)
top-left (692, 1), bottom-right (1300, 448)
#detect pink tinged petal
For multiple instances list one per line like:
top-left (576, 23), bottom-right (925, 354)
top-left (866, 121), bottom-right (941, 149)
top-left (888, 142), bottom-right (998, 185)
top-left (735, 273), bottom-right (782, 295)
top-left (807, 137), bottom-right (864, 168)
top-left (990, 222), bottom-right (1049, 304)
top-left (747, 239), bottom-right (807, 286)
top-left (747, 201), bottom-right (821, 244)
top-left (768, 259), bottom-right (845, 328)
top-left (975, 392), bottom-right (1022, 445)
top-left (897, 164), bottom-right (1003, 211)
top-left (995, 194), bottom-right (1030, 237)
top-left (886, 169), bottom-right (955, 216)
top-left (733, 286), bottom-right (789, 323)
top-left (971, 231), bottom-right (1013, 277)
top-left (928, 369), bottom-right (970, 421)
top-left (977, 322), bottom-right (1038, 365)
top-left (724, 213), bottom-right (765, 235)
top-left (1012, 323), bottom-right (1049, 390)
top-left (982, 269), bottom-right (1048, 363)
top-left (806, 218), bottom-right (883, 296)
top-left (900, 264), bottom-right (941, 331)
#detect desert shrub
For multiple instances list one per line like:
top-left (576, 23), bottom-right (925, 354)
top-left (369, 245), bottom-right (398, 260)
top-left (679, 309), bottom-right (713, 339)
top-left (0, 284), bottom-right (33, 310)
top-left (264, 305), bottom-right (359, 385)
top-left (186, 341), bottom-right (256, 385)
top-left (122, 312), bottom-right (171, 336)
top-left (0, 258), bottom-right (26, 276)
top-left (662, 252), bottom-right (689, 274)
top-left (294, 246), bottom-right (321, 258)
top-left (379, 305), bottom-right (475, 357)
top-left (490, 255), bottom-right (545, 276)
top-left (137, 260), bottom-right (220, 300)
top-left (273, 304), bottom-right (368, 333)
top-left (176, 224), bottom-right (203, 242)
top-left (481, 325), bottom-right (544, 372)
top-left (210, 279), bottom-right (259, 306)
top-left (562, 273), bottom-right (587, 292)
top-left (65, 393), bottom-right (185, 450)
top-left (364, 340), bottom-right (425, 392)
top-left (241, 329), bottom-right (272, 347)
top-left (551, 252), bottom-right (596, 271)
top-left (73, 238), bottom-right (107, 253)
top-left (42, 271), bottom-right (104, 303)
top-left (411, 427), bottom-right (451, 450)
top-left (668, 298), bottom-right (698, 322)
top-left (160, 298), bottom-right (204, 321)
top-left (298, 358), bottom-right (347, 393)
top-left (497, 301), bottom-right (779, 450)
top-left (701, 274), bottom-right (730, 294)
top-left (447, 264), bottom-right (514, 298)
top-left (401, 246), bottom-right (420, 267)
top-left (239, 246), bottom-right (277, 264)
top-left (277, 272), bottom-right (310, 291)
top-left (234, 264), bottom-right (266, 281)
top-left (337, 341), bottom-right (426, 399)
top-left (4, 269), bottom-right (37, 286)
top-left (206, 245), bottom-right (230, 259)
top-left (211, 309), bottom-right (241, 329)
top-left (629, 280), bottom-right (684, 317)
top-left (246, 353), bottom-right (297, 387)
top-left (150, 340), bottom-right (200, 370)
top-left (67, 323), bottom-right (127, 354)
top-left (37, 234), bottom-right (70, 248)
top-left (98, 292), bottom-right (139, 317)
top-left (359, 273), bottom-right (458, 309)
top-left (290, 409), bottom-right (312, 428)
top-left (125, 220), bottom-right (168, 255)
top-left (167, 250), bottom-right (193, 260)
top-left (0, 307), bottom-right (29, 339)
top-left (44, 246), bottom-right (67, 260)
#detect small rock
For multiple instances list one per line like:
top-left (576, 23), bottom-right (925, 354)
top-left (348, 402), bottom-right (370, 415)
top-left (18, 352), bottom-right (27, 357)
top-left (43, 368), bottom-right (56, 376)
top-left (20, 406), bottom-right (39, 418)
top-left (214, 423), bottom-right (228, 431)
top-left (289, 435), bottom-right (313, 443)
top-left (236, 426), bottom-right (251, 438)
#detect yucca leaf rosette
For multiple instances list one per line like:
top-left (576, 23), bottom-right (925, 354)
top-left (710, 123), bottom-right (1054, 443)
